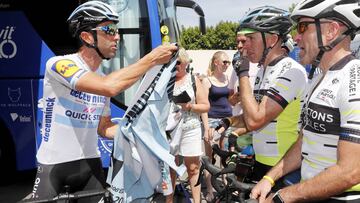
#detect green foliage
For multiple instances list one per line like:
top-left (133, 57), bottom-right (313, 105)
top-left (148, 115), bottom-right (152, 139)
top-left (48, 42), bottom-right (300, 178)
top-left (180, 4), bottom-right (300, 49)
top-left (180, 21), bottom-right (239, 50)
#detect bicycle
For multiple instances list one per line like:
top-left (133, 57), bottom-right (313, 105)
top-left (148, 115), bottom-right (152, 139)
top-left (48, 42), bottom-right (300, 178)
top-left (19, 185), bottom-right (112, 203)
top-left (197, 143), bottom-right (257, 203)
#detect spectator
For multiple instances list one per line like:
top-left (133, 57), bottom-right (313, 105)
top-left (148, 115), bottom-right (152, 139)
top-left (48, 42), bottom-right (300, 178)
top-left (165, 47), bottom-right (210, 203)
top-left (201, 50), bottom-right (234, 201)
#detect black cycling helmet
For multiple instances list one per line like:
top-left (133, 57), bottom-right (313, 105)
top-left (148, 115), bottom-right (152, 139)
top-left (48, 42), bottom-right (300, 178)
top-left (68, 0), bottom-right (119, 38)
top-left (291, 0), bottom-right (360, 79)
top-left (67, 1), bottom-right (119, 60)
top-left (238, 6), bottom-right (293, 66)
top-left (239, 6), bottom-right (292, 36)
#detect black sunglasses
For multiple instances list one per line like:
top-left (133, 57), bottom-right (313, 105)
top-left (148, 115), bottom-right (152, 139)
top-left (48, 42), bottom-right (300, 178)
top-left (176, 61), bottom-right (181, 65)
top-left (222, 60), bottom-right (231, 65)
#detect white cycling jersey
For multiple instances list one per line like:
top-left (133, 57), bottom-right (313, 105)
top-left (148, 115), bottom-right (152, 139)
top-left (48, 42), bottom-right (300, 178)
top-left (252, 56), bottom-right (307, 166)
top-left (37, 53), bottom-right (111, 165)
top-left (301, 54), bottom-right (360, 192)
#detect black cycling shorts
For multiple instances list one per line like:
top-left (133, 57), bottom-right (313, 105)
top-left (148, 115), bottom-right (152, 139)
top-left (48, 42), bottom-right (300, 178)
top-left (26, 158), bottom-right (107, 203)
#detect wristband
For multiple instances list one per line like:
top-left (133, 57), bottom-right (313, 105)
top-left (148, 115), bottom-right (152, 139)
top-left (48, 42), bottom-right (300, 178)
top-left (272, 190), bottom-right (284, 203)
top-left (263, 175), bottom-right (275, 187)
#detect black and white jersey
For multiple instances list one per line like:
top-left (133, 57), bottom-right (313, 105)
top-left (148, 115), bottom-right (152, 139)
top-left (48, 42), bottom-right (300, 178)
top-left (301, 54), bottom-right (360, 192)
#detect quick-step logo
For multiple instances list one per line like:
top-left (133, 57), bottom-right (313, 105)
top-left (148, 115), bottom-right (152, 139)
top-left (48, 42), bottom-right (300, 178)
top-left (0, 26), bottom-right (16, 59)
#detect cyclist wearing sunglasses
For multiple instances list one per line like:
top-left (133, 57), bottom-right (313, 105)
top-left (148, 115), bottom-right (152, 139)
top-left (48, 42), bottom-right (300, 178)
top-left (24, 1), bottom-right (177, 202)
top-left (213, 5), bottom-right (308, 190)
top-left (251, 0), bottom-right (360, 202)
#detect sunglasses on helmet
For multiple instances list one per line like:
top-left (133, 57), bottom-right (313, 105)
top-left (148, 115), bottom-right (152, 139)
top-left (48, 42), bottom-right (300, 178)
top-left (92, 24), bottom-right (119, 36)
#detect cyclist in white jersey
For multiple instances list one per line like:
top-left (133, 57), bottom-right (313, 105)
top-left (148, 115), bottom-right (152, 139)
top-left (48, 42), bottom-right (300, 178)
top-left (251, 0), bottom-right (360, 202)
top-left (213, 6), bottom-right (308, 190)
top-left (24, 1), bottom-right (177, 202)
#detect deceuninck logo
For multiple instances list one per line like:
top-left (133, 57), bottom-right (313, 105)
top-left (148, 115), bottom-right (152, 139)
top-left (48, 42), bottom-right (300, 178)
top-left (0, 26), bottom-right (17, 59)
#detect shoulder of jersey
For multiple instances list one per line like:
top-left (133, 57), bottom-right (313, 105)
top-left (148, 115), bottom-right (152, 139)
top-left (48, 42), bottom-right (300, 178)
top-left (48, 55), bottom-right (81, 78)
top-left (284, 57), bottom-right (307, 72)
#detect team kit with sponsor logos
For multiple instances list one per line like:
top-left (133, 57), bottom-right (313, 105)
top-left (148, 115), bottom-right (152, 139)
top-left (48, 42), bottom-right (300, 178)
top-left (300, 55), bottom-right (360, 195)
top-left (36, 54), bottom-right (110, 164)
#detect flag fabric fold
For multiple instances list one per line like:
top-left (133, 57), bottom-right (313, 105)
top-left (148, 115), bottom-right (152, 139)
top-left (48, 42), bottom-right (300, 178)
top-left (107, 54), bottom-right (186, 202)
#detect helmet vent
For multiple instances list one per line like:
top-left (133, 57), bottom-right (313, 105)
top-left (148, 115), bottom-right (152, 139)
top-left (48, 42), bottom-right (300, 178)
top-left (336, 0), bottom-right (359, 5)
top-left (301, 0), bottom-right (326, 9)
top-left (354, 8), bottom-right (360, 17)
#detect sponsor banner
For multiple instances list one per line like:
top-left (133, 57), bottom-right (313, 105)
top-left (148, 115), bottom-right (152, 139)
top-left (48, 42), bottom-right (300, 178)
top-left (0, 11), bottom-right (53, 78)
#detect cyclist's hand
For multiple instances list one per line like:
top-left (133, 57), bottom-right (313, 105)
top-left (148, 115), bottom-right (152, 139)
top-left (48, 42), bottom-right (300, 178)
top-left (148, 44), bottom-right (178, 65)
top-left (250, 178), bottom-right (272, 203)
top-left (232, 54), bottom-right (250, 78)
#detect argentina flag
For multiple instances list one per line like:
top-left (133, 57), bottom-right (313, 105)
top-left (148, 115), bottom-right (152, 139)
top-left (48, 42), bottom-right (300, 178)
top-left (106, 52), bottom-right (186, 203)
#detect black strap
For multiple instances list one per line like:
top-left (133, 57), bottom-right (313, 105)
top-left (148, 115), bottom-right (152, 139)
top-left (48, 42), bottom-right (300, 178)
top-left (191, 74), bottom-right (196, 95)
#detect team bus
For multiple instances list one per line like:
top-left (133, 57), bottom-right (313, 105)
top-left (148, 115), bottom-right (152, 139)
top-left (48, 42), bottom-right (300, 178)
top-left (0, 0), bottom-right (205, 184)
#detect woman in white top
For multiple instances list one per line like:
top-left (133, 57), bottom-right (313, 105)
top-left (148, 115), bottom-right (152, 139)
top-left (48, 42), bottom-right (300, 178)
top-left (165, 48), bottom-right (210, 203)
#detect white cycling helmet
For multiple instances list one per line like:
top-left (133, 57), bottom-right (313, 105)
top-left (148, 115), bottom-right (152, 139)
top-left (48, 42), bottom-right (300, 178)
top-left (291, 0), bottom-right (360, 30)
top-left (292, 0), bottom-right (360, 79)
top-left (68, 1), bottom-right (119, 37)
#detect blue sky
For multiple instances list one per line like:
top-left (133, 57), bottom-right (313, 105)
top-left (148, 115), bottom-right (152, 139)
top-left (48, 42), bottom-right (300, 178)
top-left (176, 0), bottom-right (298, 28)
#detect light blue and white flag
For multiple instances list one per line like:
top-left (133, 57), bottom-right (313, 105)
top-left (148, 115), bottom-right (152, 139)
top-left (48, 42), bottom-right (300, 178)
top-left (107, 53), bottom-right (186, 203)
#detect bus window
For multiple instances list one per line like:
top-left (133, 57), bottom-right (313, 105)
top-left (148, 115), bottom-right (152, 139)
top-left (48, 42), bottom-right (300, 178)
top-left (100, 0), bottom-right (151, 107)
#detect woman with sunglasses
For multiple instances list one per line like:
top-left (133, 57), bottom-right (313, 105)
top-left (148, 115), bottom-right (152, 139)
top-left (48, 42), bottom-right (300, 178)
top-left (165, 47), bottom-right (210, 203)
top-left (201, 50), bottom-right (235, 201)
top-left (24, 1), bottom-right (177, 202)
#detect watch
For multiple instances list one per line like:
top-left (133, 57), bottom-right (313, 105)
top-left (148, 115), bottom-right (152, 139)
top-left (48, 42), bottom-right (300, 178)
top-left (272, 190), bottom-right (285, 203)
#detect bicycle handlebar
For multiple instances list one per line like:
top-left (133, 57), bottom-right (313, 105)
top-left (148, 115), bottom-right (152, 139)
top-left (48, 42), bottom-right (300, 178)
top-left (227, 174), bottom-right (258, 203)
top-left (200, 155), bottom-right (258, 203)
top-left (226, 175), bottom-right (256, 192)
top-left (19, 189), bottom-right (110, 203)
top-left (201, 156), bottom-right (236, 176)
top-left (201, 156), bottom-right (236, 193)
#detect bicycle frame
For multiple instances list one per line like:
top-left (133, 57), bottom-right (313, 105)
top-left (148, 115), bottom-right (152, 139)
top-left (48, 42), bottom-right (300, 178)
top-left (19, 188), bottom-right (111, 203)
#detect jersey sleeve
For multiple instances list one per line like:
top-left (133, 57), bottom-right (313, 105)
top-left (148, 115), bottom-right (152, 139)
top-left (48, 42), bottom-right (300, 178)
top-left (266, 62), bottom-right (307, 109)
top-left (338, 61), bottom-right (360, 143)
top-left (46, 57), bottom-right (89, 89)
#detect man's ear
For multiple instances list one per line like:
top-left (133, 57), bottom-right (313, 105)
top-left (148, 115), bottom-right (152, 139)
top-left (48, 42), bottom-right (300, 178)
top-left (326, 21), bottom-right (341, 41)
top-left (266, 33), bottom-right (279, 48)
top-left (79, 31), bottom-right (94, 45)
